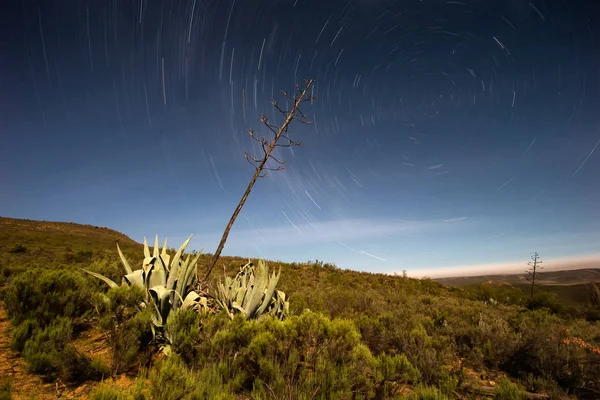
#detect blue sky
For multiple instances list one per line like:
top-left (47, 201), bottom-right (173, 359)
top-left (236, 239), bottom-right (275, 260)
top-left (2, 0), bottom-right (600, 277)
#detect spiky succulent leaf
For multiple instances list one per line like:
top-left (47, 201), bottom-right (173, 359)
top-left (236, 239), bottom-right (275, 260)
top-left (214, 260), bottom-right (289, 321)
top-left (153, 234), bottom-right (159, 258)
top-left (161, 238), bottom-right (171, 271)
top-left (81, 268), bottom-right (120, 289)
top-left (149, 285), bottom-right (172, 327)
top-left (174, 251), bottom-right (203, 308)
top-left (256, 265), bottom-right (281, 317)
top-left (166, 234), bottom-right (193, 292)
top-left (123, 269), bottom-right (145, 289)
top-left (116, 243), bottom-right (133, 275)
top-left (143, 237), bottom-right (151, 258)
top-left (147, 264), bottom-right (166, 289)
top-left (181, 291), bottom-right (201, 310)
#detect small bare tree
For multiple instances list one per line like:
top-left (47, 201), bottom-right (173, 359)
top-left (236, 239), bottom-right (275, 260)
top-left (525, 252), bottom-right (543, 298)
top-left (203, 79), bottom-right (315, 281)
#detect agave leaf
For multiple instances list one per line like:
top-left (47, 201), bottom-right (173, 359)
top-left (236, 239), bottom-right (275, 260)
top-left (166, 234), bottom-right (193, 291)
top-left (179, 251), bottom-right (202, 295)
top-left (256, 265), bottom-right (281, 317)
top-left (276, 290), bottom-right (286, 302)
top-left (181, 291), bottom-right (201, 310)
top-left (172, 249), bottom-right (202, 310)
top-left (81, 268), bottom-right (120, 289)
top-left (172, 254), bottom-right (191, 308)
top-left (116, 243), bottom-right (133, 275)
top-left (149, 285), bottom-right (172, 326)
top-left (232, 301), bottom-right (247, 317)
top-left (153, 234), bottom-right (159, 258)
top-left (161, 238), bottom-right (171, 271)
top-left (150, 300), bottom-right (164, 327)
top-left (143, 237), bottom-right (150, 258)
top-left (147, 263), bottom-right (166, 288)
top-left (160, 344), bottom-right (172, 356)
top-left (233, 273), bottom-right (248, 305)
top-left (124, 269), bottom-right (145, 289)
top-left (244, 265), bottom-right (269, 318)
top-left (199, 296), bottom-right (208, 312)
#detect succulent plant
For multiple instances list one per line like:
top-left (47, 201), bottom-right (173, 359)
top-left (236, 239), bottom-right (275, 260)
top-left (82, 235), bottom-right (208, 329)
top-left (215, 260), bottom-right (289, 321)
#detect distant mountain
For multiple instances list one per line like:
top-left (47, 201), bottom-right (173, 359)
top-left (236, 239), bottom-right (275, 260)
top-left (434, 268), bottom-right (600, 287)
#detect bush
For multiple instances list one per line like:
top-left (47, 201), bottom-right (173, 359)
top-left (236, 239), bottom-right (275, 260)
top-left (526, 291), bottom-right (563, 314)
top-left (149, 355), bottom-right (234, 400)
top-left (2, 268), bottom-right (94, 326)
top-left (89, 383), bottom-right (127, 400)
top-left (22, 317), bottom-right (73, 374)
top-left (495, 378), bottom-right (526, 400)
top-left (464, 284), bottom-right (523, 306)
top-left (92, 285), bottom-right (153, 373)
top-left (20, 316), bottom-right (104, 382)
top-left (165, 309), bottom-right (201, 364)
top-left (192, 311), bottom-right (413, 398)
top-left (406, 385), bottom-right (450, 400)
top-left (111, 308), bottom-right (153, 374)
top-left (374, 353), bottom-right (420, 398)
top-left (502, 309), bottom-right (598, 393)
top-left (11, 319), bottom-right (39, 352)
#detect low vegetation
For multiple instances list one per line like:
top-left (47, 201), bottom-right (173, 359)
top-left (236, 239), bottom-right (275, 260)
top-left (0, 217), bottom-right (599, 399)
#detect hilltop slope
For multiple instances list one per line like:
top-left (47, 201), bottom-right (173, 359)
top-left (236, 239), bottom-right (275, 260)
top-left (0, 217), bottom-right (599, 399)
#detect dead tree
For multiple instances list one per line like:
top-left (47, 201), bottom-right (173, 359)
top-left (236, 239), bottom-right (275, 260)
top-left (203, 79), bottom-right (315, 281)
top-left (526, 252), bottom-right (543, 298)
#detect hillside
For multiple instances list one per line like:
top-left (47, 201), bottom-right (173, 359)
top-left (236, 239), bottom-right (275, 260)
top-left (0, 217), bottom-right (599, 399)
top-left (435, 269), bottom-right (600, 306)
top-left (435, 269), bottom-right (600, 287)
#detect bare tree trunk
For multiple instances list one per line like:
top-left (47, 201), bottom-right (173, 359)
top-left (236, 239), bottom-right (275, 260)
top-left (203, 79), bottom-right (314, 281)
top-left (527, 252), bottom-right (542, 299)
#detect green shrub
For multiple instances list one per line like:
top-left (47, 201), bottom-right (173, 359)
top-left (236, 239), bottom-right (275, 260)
top-left (149, 355), bottom-right (234, 400)
top-left (526, 291), bottom-right (563, 314)
top-left (495, 378), bottom-right (526, 400)
top-left (194, 311), bottom-right (389, 398)
top-left (11, 319), bottom-right (39, 352)
top-left (2, 268), bottom-right (94, 326)
top-left (89, 383), bottom-right (127, 400)
top-left (92, 285), bottom-right (153, 373)
top-left (89, 356), bottom-right (111, 380)
top-left (463, 284), bottom-right (523, 305)
top-left (502, 309), bottom-right (597, 393)
top-left (405, 385), bottom-right (450, 400)
top-left (523, 373), bottom-right (557, 394)
top-left (165, 309), bottom-right (201, 364)
top-left (22, 317), bottom-right (73, 374)
top-left (111, 308), bottom-right (154, 373)
top-left (374, 353), bottom-right (420, 397)
top-left (63, 250), bottom-right (94, 264)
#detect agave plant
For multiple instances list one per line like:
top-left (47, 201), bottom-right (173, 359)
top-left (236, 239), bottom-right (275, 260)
top-left (215, 260), bottom-right (289, 321)
top-left (82, 235), bottom-right (208, 329)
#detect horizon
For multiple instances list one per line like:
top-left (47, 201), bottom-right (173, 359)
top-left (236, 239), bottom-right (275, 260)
top-left (2, 1), bottom-right (599, 278)
top-left (3, 215), bottom-right (599, 280)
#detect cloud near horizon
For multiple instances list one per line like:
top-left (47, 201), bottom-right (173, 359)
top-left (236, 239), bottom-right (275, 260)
top-left (217, 216), bottom-right (464, 247)
top-left (408, 254), bottom-right (600, 279)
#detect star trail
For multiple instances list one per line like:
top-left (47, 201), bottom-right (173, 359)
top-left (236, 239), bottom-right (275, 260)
top-left (2, 0), bottom-right (599, 276)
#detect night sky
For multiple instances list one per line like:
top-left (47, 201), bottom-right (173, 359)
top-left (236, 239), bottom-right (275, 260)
top-left (2, 0), bottom-right (600, 277)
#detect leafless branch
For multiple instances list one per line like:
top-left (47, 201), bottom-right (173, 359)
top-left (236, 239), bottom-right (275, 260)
top-left (204, 79), bottom-right (315, 281)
